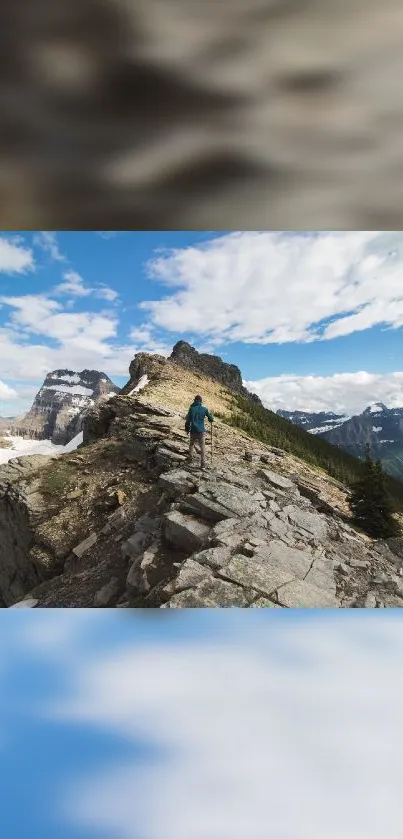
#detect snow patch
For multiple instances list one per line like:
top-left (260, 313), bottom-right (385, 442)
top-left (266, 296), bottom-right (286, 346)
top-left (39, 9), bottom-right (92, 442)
top-left (128, 375), bottom-right (149, 396)
top-left (42, 384), bottom-right (94, 396)
top-left (63, 431), bottom-right (84, 452)
top-left (309, 418), bottom-right (348, 434)
top-left (372, 426), bottom-right (382, 433)
top-left (0, 431), bottom-right (83, 465)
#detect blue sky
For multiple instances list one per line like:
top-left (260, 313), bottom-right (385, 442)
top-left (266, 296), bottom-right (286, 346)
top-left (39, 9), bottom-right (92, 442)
top-left (2, 609), bottom-right (403, 839)
top-left (1, 230), bottom-right (403, 417)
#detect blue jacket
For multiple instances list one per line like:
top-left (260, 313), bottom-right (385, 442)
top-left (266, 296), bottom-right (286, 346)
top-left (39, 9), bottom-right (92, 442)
top-left (185, 401), bottom-right (214, 434)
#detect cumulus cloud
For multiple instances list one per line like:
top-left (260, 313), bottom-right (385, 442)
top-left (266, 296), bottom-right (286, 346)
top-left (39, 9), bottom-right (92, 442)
top-left (0, 293), bottom-right (135, 387)
top-left (142, 231), bottom-right (403, 345)
top-left (246, 370), bottom-right (403, 416)
top-left (54, 271), bottom-right (119, 303)
top-left (18, 613), bottom-right (403, 839)
top-left (0, 236), bottom-right (34, 274)
top-left (53, 270), bottom-right (91, 298)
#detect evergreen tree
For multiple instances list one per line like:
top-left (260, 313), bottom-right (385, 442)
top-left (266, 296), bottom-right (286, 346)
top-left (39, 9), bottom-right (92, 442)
top-left (349, 445), bottom-right (401, 538)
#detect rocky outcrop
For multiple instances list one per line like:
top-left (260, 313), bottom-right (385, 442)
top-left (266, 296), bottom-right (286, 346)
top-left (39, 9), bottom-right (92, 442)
top-left (0, 454), bottom-right (57, 605)
top-left (12, 369), bottom-right (119, 445)
top-left (170, 341), bottom-right (261, 403)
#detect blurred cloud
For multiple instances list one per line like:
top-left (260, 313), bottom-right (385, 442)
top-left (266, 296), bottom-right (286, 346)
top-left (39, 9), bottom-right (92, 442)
top-left (6, 610), bottom-right (403, 839)
top-left (1, 0), bottom-right (403, 227)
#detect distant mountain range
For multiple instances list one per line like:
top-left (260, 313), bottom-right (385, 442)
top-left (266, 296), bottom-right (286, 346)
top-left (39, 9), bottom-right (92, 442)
top-left (278, 403), bottom-right (403, 481)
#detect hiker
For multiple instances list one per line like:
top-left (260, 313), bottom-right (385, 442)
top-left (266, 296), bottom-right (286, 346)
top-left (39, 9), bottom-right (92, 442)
top-left (185, 395), bottom-right (214, 469)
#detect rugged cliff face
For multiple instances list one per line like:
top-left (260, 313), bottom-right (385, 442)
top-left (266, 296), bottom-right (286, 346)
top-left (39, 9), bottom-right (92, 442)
top-left (12, 369), bottom-right (119, 445)
top-left (2, 348), bottom-right (403, 610)
top-left (170, 341), bottom-right (262, 403)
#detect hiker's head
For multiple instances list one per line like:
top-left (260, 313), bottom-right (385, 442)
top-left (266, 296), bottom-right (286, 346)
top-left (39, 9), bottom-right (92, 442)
top-left (194, 395), bottom-right (202, 403)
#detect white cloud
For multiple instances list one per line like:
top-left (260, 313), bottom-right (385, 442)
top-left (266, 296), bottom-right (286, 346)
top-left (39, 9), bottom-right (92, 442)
top-left (0, 237), bottom-right (34, 274)
top-left (53, 272), bottom-right (119, 304)
top-left (26, 614), bottom-right (403, 839)
top-left (33, 231), bottom-right (66, 262)
top-left (246, 370), bottom-right (403, 416)
top-left (96, 231), bottom-right (118, 240)
top-left (53, 270), bottom-right (91, 298)
top-left (142, 231), bottom-right (403, 345)
top-left (129, 325), bottom-right (172, 356)
top-left (95, 285), bottom-right (119, 303)
top-left (0, 380), bottom-right (17, 401)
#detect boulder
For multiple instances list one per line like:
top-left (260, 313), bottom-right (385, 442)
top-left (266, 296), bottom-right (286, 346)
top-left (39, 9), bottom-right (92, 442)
top-left (163, 510), bottom-right (211, 553)
top-left (258, 469), bottom-right (295, 491)
top-left (165, 559), bottom-right (210, 593)
top-left (158, 469), bottom-right (198, 497)
top-left (183, 482), bottom-right (260, 522)
top-left (121, 530), bottom-right (151, 562)
top-left (93, 577), bottom-right (121, 607)
top-left (126, 544), bottom-right (160, 593)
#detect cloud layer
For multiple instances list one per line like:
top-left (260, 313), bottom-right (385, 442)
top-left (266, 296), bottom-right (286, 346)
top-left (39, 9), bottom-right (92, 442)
top-left (143, 231), bottom-right (403, 345)
top-left (246, 370), bottom-right (403, 416)
top-left (8, 611), bottom-right (403, 839)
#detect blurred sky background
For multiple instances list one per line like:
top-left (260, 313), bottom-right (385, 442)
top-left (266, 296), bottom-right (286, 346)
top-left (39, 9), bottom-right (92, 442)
top-left (2, 609), bottom-right (403, 839)
top-left (1, 0), bottom-right (403, 228)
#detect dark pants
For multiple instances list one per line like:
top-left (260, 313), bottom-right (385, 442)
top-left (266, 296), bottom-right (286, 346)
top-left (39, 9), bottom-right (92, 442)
top-left (188, 431), bottom-right (206, 467)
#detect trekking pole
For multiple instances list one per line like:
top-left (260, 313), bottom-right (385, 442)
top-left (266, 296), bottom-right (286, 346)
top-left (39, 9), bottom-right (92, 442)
top-left (211, 422), bottom-right (213, 465)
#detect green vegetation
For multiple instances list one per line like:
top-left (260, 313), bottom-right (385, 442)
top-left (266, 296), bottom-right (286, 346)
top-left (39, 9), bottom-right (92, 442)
top-left (39, 462), bottom-right (76, 498)
top-left (224, 395), bottom-right (403, 512)
top-left (349, 445), bottom-right (401, 537)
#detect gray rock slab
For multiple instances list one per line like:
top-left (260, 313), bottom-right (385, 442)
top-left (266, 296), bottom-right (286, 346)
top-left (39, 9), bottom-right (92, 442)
top-left (166, 577), bottom-right (251, 608)
top-left (275, 578), bottom-right (339, 608)
top-left (72, 532), bottom-right (98, 558)
top-left (170, 559), bottom-right (211, 592)
top-left (218, 553), bottom-right (295, 597)
top-left (255, 540), bottom-right (313, 578)
top-left (281, 505), bottom-right (328, 541)
top-left (258, 469), bottom-right (295, 490)
top-left (163, 510), bottom-right (211, 553)
top-left (158, 470), bottom-right (198, 497)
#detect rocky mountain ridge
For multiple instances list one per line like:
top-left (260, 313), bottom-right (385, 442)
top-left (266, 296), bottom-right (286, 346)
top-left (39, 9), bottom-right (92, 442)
top-left (280, 403), bottom-right (403, 481)
top-left (2, 345), bottom-right (403, 610)
top-left (277, 409), bottom-right (349, 434)
top-left (10, 369), bottom-right (119, 445)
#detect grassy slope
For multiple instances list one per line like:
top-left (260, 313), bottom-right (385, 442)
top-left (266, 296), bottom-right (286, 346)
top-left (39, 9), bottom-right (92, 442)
top-left (223, 394), bottom-right (403, 512)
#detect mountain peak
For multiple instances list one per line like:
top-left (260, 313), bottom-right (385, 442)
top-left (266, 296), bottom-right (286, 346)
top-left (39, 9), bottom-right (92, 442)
top-left (12, 369), bottom-right (119, 445)
top-left (363, 402), bottom-right (388, 415)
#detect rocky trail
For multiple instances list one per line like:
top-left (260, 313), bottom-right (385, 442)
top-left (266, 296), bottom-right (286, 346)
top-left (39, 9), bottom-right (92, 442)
top-left (2, 347), bottom-right (403, 609)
